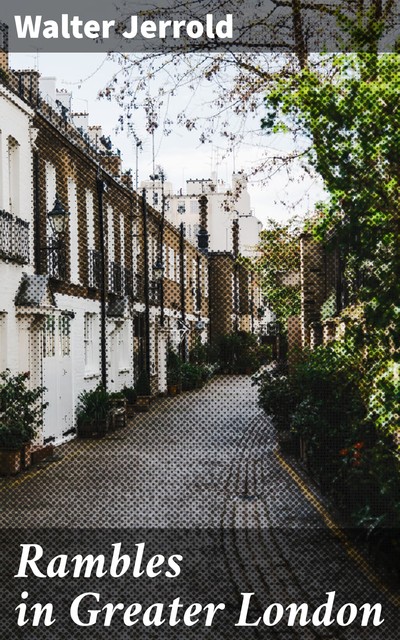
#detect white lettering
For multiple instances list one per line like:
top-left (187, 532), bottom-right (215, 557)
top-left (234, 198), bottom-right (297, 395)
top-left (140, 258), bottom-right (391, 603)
top-left (215, 15), bottom-right (233, 38)
top-left (337, 603), bottom-right (358, 627)
top-left (14, 16), bottom-right (42, 38)
top-left (236, 593), bottom-right (260, 626)
top-left (70, 592), bottom-right (100, 627)
top-left (15, 544), bottom-right (45, 578)
top-left (186, 21), bottom-right (204, 39)
top-left (360, 603), bottom-right (384, 627)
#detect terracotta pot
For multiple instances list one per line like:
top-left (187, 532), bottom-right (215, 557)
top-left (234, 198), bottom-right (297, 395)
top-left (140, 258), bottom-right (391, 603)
top-left (20, 443), bottom-right (32, 470)
top-left (0, 448), bottom-right (21, 476)
top-left (77, 418), bottom-right (108, 438)
top-left (134, 396), bottom-right (151, 412)
top-left (168, 384), bottom-right (179, 396)
top-left (126, 403), bottom-right (136, 418)
top-left (30, 444), bottom-right (54, 465)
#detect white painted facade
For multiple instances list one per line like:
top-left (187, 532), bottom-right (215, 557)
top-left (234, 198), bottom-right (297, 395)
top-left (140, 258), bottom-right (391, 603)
top-left (0, 84), bottom-right (35, 376)
top-left (141, 172), bottom-right (263, 258)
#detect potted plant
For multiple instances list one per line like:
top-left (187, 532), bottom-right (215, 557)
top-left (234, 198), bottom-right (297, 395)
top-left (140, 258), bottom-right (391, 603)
top-left (122, 386), bottom-right (137, 418)
top-left (108, 391), bottom-right (127, 431)
top-left (0, 370), bottom-right (47, 475)
top-left (76, 385), bottom-right (110, 438)
top-left (181, 362), bottom-right (203, 391)
top-left (134, 371), bottom-right (151, 412)
top-left (167, 349), bottom-right (182, 396)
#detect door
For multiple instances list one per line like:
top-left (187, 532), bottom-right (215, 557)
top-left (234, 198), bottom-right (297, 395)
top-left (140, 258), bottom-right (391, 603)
top-left (42, 314), bottom-right (74, 444)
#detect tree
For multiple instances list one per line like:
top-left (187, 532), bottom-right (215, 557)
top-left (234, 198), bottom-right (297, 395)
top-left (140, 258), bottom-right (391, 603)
top-left (101, 1), bottom-right (399, 185)
top-left (257, 217), bottom-right (301, 330)
top-left (262, 53), bottom-right (400, 346)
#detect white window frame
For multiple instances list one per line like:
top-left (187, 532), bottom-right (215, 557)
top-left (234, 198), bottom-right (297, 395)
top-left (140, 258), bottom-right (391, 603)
top-left (84, 313), bottom-right (99, 375)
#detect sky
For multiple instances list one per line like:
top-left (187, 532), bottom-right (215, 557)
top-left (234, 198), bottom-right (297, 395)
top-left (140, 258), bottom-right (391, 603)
top-left (10, 52), bottom-right (326, 226)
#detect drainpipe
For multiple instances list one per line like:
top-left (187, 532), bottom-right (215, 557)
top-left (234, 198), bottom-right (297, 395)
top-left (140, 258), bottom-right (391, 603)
top-left (33, 150), bottom-right (42, 274)
top-left (179, 222), bottom-right (186, 362)
top-left (96, 172), bottom-right (107, 389)
top-left (160, 174), bottom-right (165, 327)
top-left (142, 189), bottom-right (151, 376)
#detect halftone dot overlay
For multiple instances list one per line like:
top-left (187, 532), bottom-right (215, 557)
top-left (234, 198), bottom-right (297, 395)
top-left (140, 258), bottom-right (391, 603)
top-left (0, 3), bottom-right (400, 638)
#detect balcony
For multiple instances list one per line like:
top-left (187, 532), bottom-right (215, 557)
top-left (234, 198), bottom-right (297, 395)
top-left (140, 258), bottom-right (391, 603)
top-left (108, 261), bottom-right (122, 296)
top-left (149, 279), bottom-right (160, 305)
top-left (0, 210), bottom-right (30, 264)
top-left (124, 267), bottom-right (133, 297)
top-left (46, 242), bottom-right (66, 281)
top-left (88, 249), bottom-right (102, 289)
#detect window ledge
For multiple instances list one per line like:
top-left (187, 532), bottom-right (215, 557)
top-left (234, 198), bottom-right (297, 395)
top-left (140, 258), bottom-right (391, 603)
top-left (84, 371), bottom-right (101, 380)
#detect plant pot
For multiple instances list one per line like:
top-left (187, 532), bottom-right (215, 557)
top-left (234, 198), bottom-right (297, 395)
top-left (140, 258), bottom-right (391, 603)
top-left (20, 443), bottom-right (32, 470)
top-left (30, 444), bottom-right (54, 465)
top-left (109, 407), bottom-right (126, 431)
top-left (126, 403), bottom-right (136, 418)
top-left (109, 398), bottom-right (127, 410)
top-left (0, 448), bottom-right (21, 476)
top-left (77, 418), bottom-right (108, 438)
top-left (134, 396), bottom-right (151, 412)
top-left (168, 384), bottom-right (179, 396)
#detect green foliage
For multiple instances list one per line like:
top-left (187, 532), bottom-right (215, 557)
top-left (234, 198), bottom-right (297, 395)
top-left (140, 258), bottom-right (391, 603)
top-left (122, 386), bottom-right (137, 405)
top-left (256, 367), bottom-right (294, 433)
top-left (189, 337), bottom-right (210, 366)
top-left (256, 336), bottom-right (400, 529)
top-left (136, 371), bottom-right (151, 397)
top-left (167, 349), bottom-right (182, 386)
top-left (257, 218), bottom-right (301, 332)
top-left (263, 53), bottom-right (400, 347)
top-left (217, 331), bottom-right (266, 374)
top-left (76, 385), bottom-right (110, 423)
top-left (181, 363), bottom-right (203, 391)
top-left (0, 370), bottom-right (47, 448)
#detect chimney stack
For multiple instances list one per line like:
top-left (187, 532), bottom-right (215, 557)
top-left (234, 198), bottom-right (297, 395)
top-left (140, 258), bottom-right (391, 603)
top-left (197, 194), bottom-right (209, 253)
top-left (0, 23), bottom-right (8, 74)
top-left (232, 218), bottom-right (239, 257)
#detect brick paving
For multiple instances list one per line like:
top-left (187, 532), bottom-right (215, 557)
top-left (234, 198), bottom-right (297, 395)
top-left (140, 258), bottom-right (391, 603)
top-left (0, 376), bottom-right (398, 638)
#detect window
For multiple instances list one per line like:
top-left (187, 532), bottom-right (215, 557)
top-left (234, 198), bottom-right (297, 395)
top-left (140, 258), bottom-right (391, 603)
top-left (107, 205), bottom-right (115, 262)
top-left (168, 247), bottom-right (175, 280)
top-left (85, 190), bottom-right (95, 251)
top-left (0, 313), bottom-right (7, 371)
top-left (190, 200), bottom-right (198, 214)
top-left (68, 178), bottom-right (80, 284)
top-left (119, 212), bottom-right (125, 269)
top-left (117, 321), bottom-right (130, 372)
top-left (8, 137), bottom-right (19, 215)
top-left (58, 315), bottom-right (71, 357)
top-left (177, 202), bottom-right (185, 214)
top-left (153, 192), bottom-right (159, 206)
top-left (84, 313), bottom-right (99, 374)
top-left (44, 316), bottom-right (56, 358)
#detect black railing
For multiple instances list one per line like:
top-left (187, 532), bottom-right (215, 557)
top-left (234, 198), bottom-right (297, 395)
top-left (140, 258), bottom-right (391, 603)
top-left (149, 279), bottom-right (160, 305)
top-left (108, 261), bottom-right (122, 296)
top-left (88, 249), bottom-right (102, 289)
top-left (124, 267), bottom-right (133, 297)
top-left (134, 273), bottom-right (143, 300)
top-left (0, 210), bottom-right (29, 264)
top-left (46, 243), bottom-right (66, 281)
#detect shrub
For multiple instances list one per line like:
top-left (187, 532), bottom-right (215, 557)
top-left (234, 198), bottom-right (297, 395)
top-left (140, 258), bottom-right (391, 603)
top-left (122, 386), bottom-right (137, 404)
top-left (136, 371), bottom-right (151, 396)
top-left (76, 385), bottom-right (109, 424)
top-left (167, 349), bottom-right (182, 386)
top-left (0, 370), bottom-right (47, 448)
top-left (217, 331), bottom-right (264, 374)
top-left (181, 363), bottom-right (203, 390)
